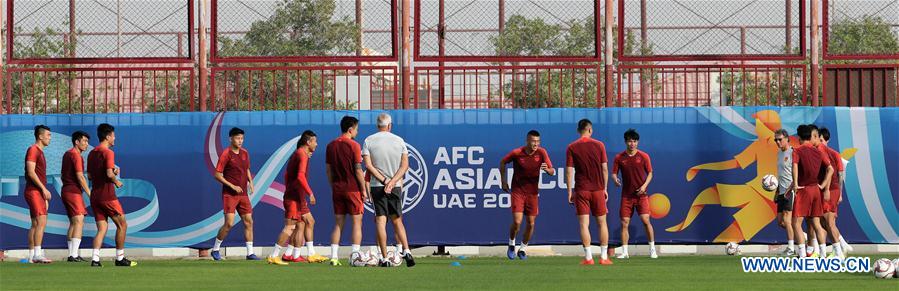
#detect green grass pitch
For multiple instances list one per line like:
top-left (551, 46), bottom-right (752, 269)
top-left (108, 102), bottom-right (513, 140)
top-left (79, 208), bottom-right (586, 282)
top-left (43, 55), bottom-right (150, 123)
top-left (1, 255), bottom-right (894, 290)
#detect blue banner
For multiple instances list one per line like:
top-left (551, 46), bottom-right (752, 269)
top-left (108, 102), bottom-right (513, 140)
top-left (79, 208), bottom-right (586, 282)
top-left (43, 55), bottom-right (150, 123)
top-left (1, 107), bottom-right (897, 249)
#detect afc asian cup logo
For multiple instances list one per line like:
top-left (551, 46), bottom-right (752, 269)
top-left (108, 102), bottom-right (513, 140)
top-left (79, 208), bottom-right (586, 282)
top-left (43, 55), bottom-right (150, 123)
top-left (363, 143), bottom-right (428, 214)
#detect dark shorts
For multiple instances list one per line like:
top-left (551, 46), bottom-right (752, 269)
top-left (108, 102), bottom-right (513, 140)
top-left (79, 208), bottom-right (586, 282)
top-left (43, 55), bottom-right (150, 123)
top-left (371, 186), bottom-right (403, 217)
top-left (776, 189), bottom-right (795, 212)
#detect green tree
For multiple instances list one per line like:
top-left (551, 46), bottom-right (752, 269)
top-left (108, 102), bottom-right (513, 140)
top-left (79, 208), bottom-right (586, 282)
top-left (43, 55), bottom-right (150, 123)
top-left (828, 15), bottom-right (899, 57)
top-left (490, 16), bottom-right (653, 108)
top-left (7, 27), bottom-right (92, 114)
top-left (216, 0), bottom-right (362, 110)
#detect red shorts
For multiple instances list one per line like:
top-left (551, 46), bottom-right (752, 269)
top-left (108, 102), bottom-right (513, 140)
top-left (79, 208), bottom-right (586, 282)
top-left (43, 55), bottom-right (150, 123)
top-left (823, 188), bottom-right (841, 214)
top-left (793, 186), bottom-right (823, 218)
top-left (222, 194), bottom-right (253, 215)
top-left (575, 190), bottom-right (607, 216)
top-left (511, 192), bottom-right (539, 216)
top-left (283, 198), bottom-right (309, 220)
top-left (333, 191), bottom-right (363, 215)
top-left (62, 192), bottom-right (88, 217)
top-left (620, 195), bottom-right (650, 218)
top-left (24, 189), bottom-right (47, 218)
top-left (91, 199), bottom-right (124, 221)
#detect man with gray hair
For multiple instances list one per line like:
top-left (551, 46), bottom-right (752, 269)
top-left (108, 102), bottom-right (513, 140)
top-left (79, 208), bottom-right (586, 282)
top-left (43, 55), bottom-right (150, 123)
top-left (362, 113), bottom-right (415, 267)
top-left (773, 128), bottom-right (796, 256)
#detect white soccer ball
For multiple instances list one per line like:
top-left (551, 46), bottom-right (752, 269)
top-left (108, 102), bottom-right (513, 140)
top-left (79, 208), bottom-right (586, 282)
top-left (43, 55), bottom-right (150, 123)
top-left (386, 251), bottom-right (403, 267)
top-left (364, 250), bottom-right (380, 266)
top-left (725, 242), bottom-right (742, 256)
top-left (350, 251), bottom-right (369, 267)
top-left (873, 258), bottom-right (896, 279)
top-left (892, 259), bottom-right (899, 278)
top-left (762, 174), bottom-right (778, 192)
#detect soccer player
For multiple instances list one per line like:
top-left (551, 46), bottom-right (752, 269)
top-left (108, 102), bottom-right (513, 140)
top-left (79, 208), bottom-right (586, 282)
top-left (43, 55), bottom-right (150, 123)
top-left (24, 125), bottom-right (52, 264)
top-left (210, 127), bottom-right (259, 261)
top-left (566, 119), bottom-right (612, 265)
top-left (325, 116), bottom-right (368, 266)
top-left (500, 130), bottom-right (555, 260)
top-left (363, 113), bottom-right (416, 267)
top-left (773, 129), bottom-right (796, 256)
top-left (611, 129), bottom-right (657, 259)
top-left (62, 130), bottom-right (91, 262)
top-left (819, 127), bottom-right (850, 257)
top-left (88, 123), bottom-right (136, 267)
top-left (791, 124), bottom-right (833, 259)
top-left (269, 130), bottom-right (319, 265)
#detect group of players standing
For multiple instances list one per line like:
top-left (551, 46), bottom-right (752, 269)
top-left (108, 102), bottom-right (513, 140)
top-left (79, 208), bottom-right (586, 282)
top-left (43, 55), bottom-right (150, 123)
top-left (19, 114), bottom-right (850, 268)
top-left (774, 124), bottom-right (853, 259)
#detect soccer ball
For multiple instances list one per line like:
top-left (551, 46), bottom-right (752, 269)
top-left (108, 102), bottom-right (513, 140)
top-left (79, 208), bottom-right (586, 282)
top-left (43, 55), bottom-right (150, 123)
top-left (350, 251), bottom-right (369, 267)
top-left (364, 250), bottom-right (380, 266)
top-left (725, 242), bottom-right (742, 256)
top-left (762, 174), bottom-right (778, 192)
top-left (892, 259), bottom-right (899, 278)
top-left (873, 258), bottom-right (896, 279)
top-left (385, 251), bottom-right (403, 267)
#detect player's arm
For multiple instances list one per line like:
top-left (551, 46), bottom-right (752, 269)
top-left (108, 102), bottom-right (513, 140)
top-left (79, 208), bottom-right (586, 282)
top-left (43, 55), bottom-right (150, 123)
top-left (76, 171), bottom-right (91, 196)
top-left (214, 172), bottom-right (240, 193)
top-left (363, 155), bottom-right (385, 184)
top-left (498, 157), bottom-right (510, 193)
top-left (385, 153), bottom-right (409, 193)
top-left (25, 161), bottom-right (51, 200)
top-left (821, 164), bottom-right (834, 201)
top-left (297, 157), bottom-right (314, 204)
top-left (639, 172), bottom-right (653, 195)
top-left (611, 158), bottom-right (621, 187)
top-left (354, 164), bottom-right (367, 200)
top-left (601, 162), bottom-right (609, 199)
top-left (325, 164), bottom-right (334, 185)
top-left (566, 166), bottom-right (575, 204)
top-left (541, 150), bottom-right (555, 176)
top-left (106, 167), bottom-right (123, 188)
top-left (246, 169), bottom-right (255, 195)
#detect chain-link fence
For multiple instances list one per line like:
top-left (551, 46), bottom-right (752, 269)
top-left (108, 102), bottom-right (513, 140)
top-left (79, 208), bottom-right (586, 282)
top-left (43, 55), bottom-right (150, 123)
top-left (213, 0), bottom-right (395, 61)
top-left (825, 0), bottom-right (899, 58)
top-left (620, 0), bottom-right (802, 60)
top-left (416, 0), bottom-right (599, 61)
top-left (9, 0), bottom-right (192, 61)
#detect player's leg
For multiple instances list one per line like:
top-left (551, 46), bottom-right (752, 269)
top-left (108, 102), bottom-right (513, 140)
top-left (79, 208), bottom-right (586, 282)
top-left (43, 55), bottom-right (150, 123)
top-left (68, 215), bottom-right (85, 261)
top-left (32, 214), bottom-right (48, 262)
top-left (375, 215), bottom-right (389, 262)
top-left (211, 212), bottom-right (234, 260)
top-left (92, 219), bottom-right (108, 265)
top-left (618, 216), bottom-right (631, 258)
top-left (783, 210), bottom-right (795, 255)
top-left (825, 213), bottom-right (843, 257)
top-left (640, 213), bottom-right (657, 258)
top-left (267, 218), bottom-right (295, 265)
top-left (110, 214), bottom-right (136, 266)
top-left (595, 214), bottom-right (611, 264)
top-left (27, 216), bottom-right (36, 262)
top-left (811, 217), bottom-right (828, 257)
top-left (578, 215), bottom-right (593, 264)
top-left (351, 214), bottom-right (363, 248)
top-left (508, 212), bottom-right (523, 259)
top-left (302, 213), bottom-right (325, 261)
top-left (793, 215), bottom-right (807, 257)
top-left (291, 221), bottom-right (306, 261)
top-left (331, 214), bottom-right (346, 260)
top-left (521, 215), bottom-right (536, 248)
top-left (239, 213), bottom-right (258, 259)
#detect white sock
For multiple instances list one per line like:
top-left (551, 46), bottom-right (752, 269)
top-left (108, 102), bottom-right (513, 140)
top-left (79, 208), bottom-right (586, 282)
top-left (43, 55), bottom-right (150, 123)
top-left (649, 242), bottom-right (656, 252)
top-left (351, 244), bottom-right (361, 252)
top-left (788, 240), bottom-right (795, 251)
top-left (245, 242), bottom-right (254, 255)
top-left (92, 248), bottom-right (101, 262)
top-left (799, 244), bottom-right (807, 257)
top-left (116, 249), bottom-right (124, 261)
top-left (292, 246), bottom-right (302, 258)
top-left (29, 248), bottom-right (35, 260)
top-left (520, 243), bottom-right (528, 251)
top-left (396, 244), bottom-right (403, 255)
top-left (819, 244), bottom-right (827, 256)
top-left (621, 245), bottom-right (629, 255)
top-left (583, 246), bottom-right (593, 260)
top-left (72, 238), bottom-right (82, 258)
top-left (67, 240), bottom-right (74, 257)
top-left (306, 242), bottom-right (315, 256)
top-left (838, 236), bottom-right (850, 250)
top-left (331, 244), bottom-right (339, 259)
top-left (404, 249), bottom-right (412, 257)
top-left (270, 244), bottom-right (282, 258)
top-left (509, 238), bottom-right (515, 246)
top-left (213, 238), bottom-right (223, 251)
top-left (834, 244), bottom-right (843, 257)
top-left (34, 247), bottom-right (42, 258)
top-left (284, 245), bottom-right (295, 257)
top-left (600, 245), bottom-right (608, 260)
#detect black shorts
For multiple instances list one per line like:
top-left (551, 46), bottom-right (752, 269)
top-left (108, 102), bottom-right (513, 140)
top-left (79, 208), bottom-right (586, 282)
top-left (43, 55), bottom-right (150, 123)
top-left (776, 189), bottom-right (795, 212)
top-left (371, 186), bottom-right (403, 217)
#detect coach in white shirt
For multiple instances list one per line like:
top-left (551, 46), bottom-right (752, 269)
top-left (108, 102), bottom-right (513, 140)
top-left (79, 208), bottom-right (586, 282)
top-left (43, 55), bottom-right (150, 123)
top-left (363, 113), bottom-right (415, 267)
